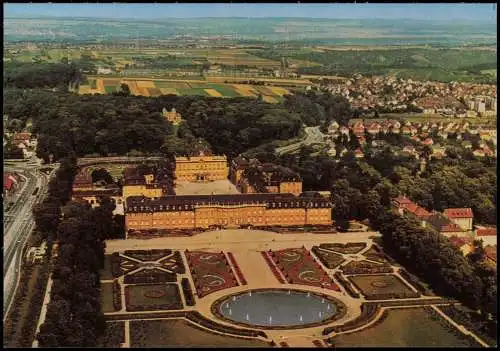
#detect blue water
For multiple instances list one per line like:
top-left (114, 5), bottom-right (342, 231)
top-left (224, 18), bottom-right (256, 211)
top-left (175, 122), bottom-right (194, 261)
top-left (218, 290), bottom-right (337, 327)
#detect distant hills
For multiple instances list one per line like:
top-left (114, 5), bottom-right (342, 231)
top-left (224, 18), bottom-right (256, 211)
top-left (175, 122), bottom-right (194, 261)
top-left (4, 17), bottom-right (497, 46)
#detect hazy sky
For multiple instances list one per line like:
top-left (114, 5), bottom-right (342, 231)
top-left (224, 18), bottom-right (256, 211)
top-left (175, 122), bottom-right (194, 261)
top-left (4, 3), bottom-right (497, 22)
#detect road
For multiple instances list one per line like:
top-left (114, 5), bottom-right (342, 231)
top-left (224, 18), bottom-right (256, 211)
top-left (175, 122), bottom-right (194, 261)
top-left (3, 157), bottom-right (58, 317)
top-left (275, 126), bottom-right (326, 155)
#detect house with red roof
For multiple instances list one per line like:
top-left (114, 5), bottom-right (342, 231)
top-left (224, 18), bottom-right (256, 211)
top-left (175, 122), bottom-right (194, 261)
top-left (448, 236), bottom-right (474, 256)
top-left (473, 149), bottom-right (485, 157)
top-left (444, 208), bottom-right (473, 231)
top-left (366, 123), bottom-right (381, 135)
top-left (3, 172), bottom-right (19, 195)
top-left (352, 123), bottom-right (365, 137)
top-left (475, 227), bottom-right (497, 247)
top-left (484, 245), bottom-right (496, 267)
top-left (422, 138), bottom-right (434, 146)
top-left (425, 211), bottom-right (465, 237)
top-left (354, 148), bottom-right (364, 158)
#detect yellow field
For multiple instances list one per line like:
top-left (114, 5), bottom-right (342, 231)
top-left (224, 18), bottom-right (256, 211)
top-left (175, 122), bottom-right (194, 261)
top-left (123, 80), bottom-right (139, 95)
top-left (232, 84), bottom-right (257, 97)
top-left (267, 87), bottom-right (289, 96)
top-left (136, 80), bottom-right (156, 89)
top-left (262, 95), bottom-right (278, 103)
top-left (78, 86), bottom-right (92, 94)
top-left (204, 89), bottom-right (223, 97)
top-left (97, 79), bottom-right (105, 94)
top-left (160, 88), bottom-right (179, 95)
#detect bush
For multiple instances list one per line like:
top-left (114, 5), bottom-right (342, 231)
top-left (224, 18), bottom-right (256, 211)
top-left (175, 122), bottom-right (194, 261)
top-left (181, 278), bottom-right (195, 306)
top-left (323, 303), bottom-right (380, 335)
top-left (112, 280), bottom-right (122, 311)
top-left (334, 272), bottom-right (360, 298)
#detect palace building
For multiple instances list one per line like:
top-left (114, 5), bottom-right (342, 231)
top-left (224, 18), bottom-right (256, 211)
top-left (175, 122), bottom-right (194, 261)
top-left (230, 156), bottom-right (302, 196)
top-left (125, 193), bottom-right (332, 232)
top-left (122, 167), bottom-right (167, 201)
top-left (162, 107), bottom-right (183, 125)
top-left (174, 153), bottom-right (229, 182)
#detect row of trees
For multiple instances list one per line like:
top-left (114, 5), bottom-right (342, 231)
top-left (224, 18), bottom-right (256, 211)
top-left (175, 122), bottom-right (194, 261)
top-left (36, 198), bottom-right (115, 346)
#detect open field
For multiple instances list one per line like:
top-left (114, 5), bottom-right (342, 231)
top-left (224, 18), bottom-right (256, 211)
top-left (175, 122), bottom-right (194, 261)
top-left (78, 76), bottom-right (290, 102)
top-left (330, 307), bottom-right (482, 347)
top-left (130, 319), bottom-right (268, 347)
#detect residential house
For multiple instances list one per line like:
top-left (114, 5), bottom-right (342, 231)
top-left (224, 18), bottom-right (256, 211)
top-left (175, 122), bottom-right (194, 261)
top-left (475, 227), bottom-right (496, 247)
top-left (425, 211), bottom-right (465, 237)
top-left (367, 123), bottom-right (381, 135)
top-left (402, 126), bottom-right (411, 135)
top-left (448, 236), bottom-right (474, 256)
top-left (484, 245), bottom-right (496, 267)
top-left (339, 126), bottom-right (350, 136)
top-left (352, 122), bottom-right (365, 137)
top-left (473, 149), bottom-right (485, 157)
top-left (431, 146), bottom-right (446, 159)
top-left (4, 172), bottom-right (19, 195)
top-left (358, 136), bottom-right (366, 146)
top-left (422, 138), bottom-right (434, 146)
top-left (443, 208), bottom-right (473, 231)
top-left (354, 149), bottom-right (364, 158)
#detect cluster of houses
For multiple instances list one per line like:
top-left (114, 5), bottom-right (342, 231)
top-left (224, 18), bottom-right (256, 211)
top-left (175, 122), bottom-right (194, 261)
top-left (392, 196), bottom-right (496, 266)
top-left (325, 119), bottom-right (496, 159)
top-left (5, 132), bottom-right (37, 159)
top-left (324, 75), bottom-right (496, 116)
top-left (3, 172), bottom-right (20, 197)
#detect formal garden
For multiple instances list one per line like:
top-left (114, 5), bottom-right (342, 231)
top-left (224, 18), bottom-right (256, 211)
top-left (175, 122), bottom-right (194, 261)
top-left (348, 274), bottom-right (420, 300)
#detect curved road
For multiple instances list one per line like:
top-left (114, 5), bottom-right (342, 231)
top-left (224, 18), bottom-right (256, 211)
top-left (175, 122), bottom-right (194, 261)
top-left (275, 126), bottom-right (326, 155)
top-left (3, 160), bottom-right (57, 317)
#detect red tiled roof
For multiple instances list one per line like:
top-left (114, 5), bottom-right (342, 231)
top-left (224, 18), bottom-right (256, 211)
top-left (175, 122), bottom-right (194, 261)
top-left (12, 132), bottom-right (31, 141)
top-left (393, 196), bottom-right (413, 206)
top-left (4, 174), bottom-right (15, 190)
top-left (413, 206), bottom-right (431, 218)
top-left (444, 208), bottom-right (473, 219)
top-left (484, 245), bottom-right (496, 262)
top-left (476, 227), bottom-right (496, 237)
top-left (448, 236), bottom-right (471, 248)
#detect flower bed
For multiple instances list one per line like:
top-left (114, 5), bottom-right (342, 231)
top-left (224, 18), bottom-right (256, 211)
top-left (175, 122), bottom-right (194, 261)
top-left (123, 249), bottom-right (173, 262)
top-left (311, 246), bottom-right (345, 269)
top-left (226, 252), bottom-right (247, 285)
top-left (260, 251), bottom-right (286, 284)
top-left (269, 248), bottom-right (340, 291)
top-left (318, 242), bottom-right (367, 254)
top-left (124, 284), bottom-right (183, 312)
top-left (181, 277), bottom-right (195, 306)
top-left (185, 250), bottom-right (239, 298)
top-left (348, 274), bottom-right (420, 300)
top-left (112, 280), bottom-right (122, 311)
top-left (341, 260), bottom-right (393, 275)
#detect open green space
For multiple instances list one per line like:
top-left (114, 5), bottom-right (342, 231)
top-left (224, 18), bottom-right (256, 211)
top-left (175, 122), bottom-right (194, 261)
top-left (100, 283), bottom-right (116, 313)
top-left (330, 307), bottom-right (481, 347)
top-left (130, 319), bottom-right (268, 347)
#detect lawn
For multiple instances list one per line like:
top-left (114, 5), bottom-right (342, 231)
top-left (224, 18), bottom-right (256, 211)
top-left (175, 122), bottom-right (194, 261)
top-left (130, 319), bottom-right (269, 347)
top-left (124, 283), bottom-right (183, 311)
top-left (97, 321), bottom-right (125, 348)
top-left (176, 88), bottom-right (210, 96)
top-left (331, 307), bottom-right (481, 347)
top-left (100, 255), bottom-right (114, 280)
top-left (348, 274), bottom-right (418, 299)
top-left (100, 282), bottom-right (116, 313)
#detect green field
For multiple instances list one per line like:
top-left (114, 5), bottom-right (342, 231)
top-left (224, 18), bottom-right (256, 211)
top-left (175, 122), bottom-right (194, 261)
top-left (331, 307), bottom-right (481, 347)
top-left (130, 319), bottom-right (268, 347)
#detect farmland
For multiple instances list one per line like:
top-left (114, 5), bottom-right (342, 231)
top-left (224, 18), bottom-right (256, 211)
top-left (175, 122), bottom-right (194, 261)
top-left (77, 76), bottom-right (292, 102)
